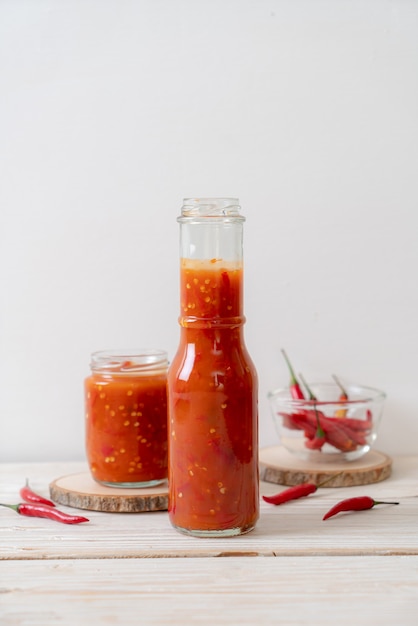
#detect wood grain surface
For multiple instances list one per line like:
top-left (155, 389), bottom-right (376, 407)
top-left (1, 556), bottom-right (417, 626)
top-left (0, 458), bottom-right (416, 561)
top-left (1, 458), bottom-right (417, 626)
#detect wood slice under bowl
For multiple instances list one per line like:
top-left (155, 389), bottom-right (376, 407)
top-left (259, 446), bottom-right (392, 487)
top-left (49, 472), bottom-right (168, 513)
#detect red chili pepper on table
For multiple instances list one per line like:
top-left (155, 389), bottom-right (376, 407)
top-left (262, 473), bottom-right (342, 505)
top-left (20, 479), bottom-right (56, 507)
top-left (323, 496), bottom-right (399, 520)
top-left (281, 349), bottom-right (305, 399)
top-left (0, 502), bottom-right (89, 524)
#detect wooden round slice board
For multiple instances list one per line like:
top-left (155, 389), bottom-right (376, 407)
top-left (259, 446), bottom-right (392, 487)
top-left (49, 472), bottom-right (168, 513)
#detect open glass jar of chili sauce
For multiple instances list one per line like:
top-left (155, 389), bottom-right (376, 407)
top-left (167, 198), bottom-right (259, 537)
top-left (85, 350), bottom-right (168, 488)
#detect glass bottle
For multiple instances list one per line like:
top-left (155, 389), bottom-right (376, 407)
top-left (168, 198), bottom-right (259, 537)
top-left (85, 349), bottom-right (168, 488)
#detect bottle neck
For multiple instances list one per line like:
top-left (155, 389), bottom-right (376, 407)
top-left (178, 197), bottom-right (245, 263)
top-left (178, 219), bottom-right (244, 264)
top-left (178, 258), bottom-right (245, 327)
top-left (177, 198), bottom-right (246, 327)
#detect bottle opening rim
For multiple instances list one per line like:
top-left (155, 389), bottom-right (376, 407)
top-left (180, 198), bottom-right (244, 219)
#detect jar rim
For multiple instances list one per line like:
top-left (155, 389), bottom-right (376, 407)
top-left (180, 197), bottom-right (244, 220)
top-left (90, 349), bottom-right (168, 373)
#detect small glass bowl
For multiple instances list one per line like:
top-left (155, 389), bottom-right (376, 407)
top-left (268, 382), bottom-right (386, 462)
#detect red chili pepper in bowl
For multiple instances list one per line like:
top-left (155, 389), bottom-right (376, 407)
top-left (305, 430), bottom-right (326, 449)
top-left (281, 349), bottom-right (305, 400)
top-left (332, 374), bottom-right (349, 417)
top-left (298, 374), bottom-right (326, 448)
top-left (290, 375), bottom-right (369, 452)
top-left (333, 415), bottom-right (372, 432)
top-left (323, 496), bottom-right (399, 520)
top-left (281, 408), bottom-right (360, 452)
top-left (20, 479), bottom-right (56, 507)
top-left (262, 473), bottom-right (343, 505)
top-left (0, 502), bottom-right (89, 524)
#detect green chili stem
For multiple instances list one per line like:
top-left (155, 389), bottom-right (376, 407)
top-left (332, 374), bottom-right (349, 399)
top-left (281, 349), bottom-right (299, 386)
top-left (299, 373), bottom-right (317, 401)
top-left (317, 471), bottom-right (344, 488)
top-left (313, 406), bottom-right (325, 437)
top-left (298, 373), bottom-right (324, 437)
top-left (0, 503), bottom-right (19, 512)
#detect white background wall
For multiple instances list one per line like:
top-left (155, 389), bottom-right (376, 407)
top-left (1, 0), bottom-right (417, 462)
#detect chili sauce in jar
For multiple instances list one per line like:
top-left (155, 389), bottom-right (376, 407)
top-left (85, 349), bottom-right (168, 488)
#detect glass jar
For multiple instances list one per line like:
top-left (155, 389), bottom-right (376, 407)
top-left (168, 198), bottom-right (259, 537)
top-left (85, 349), bottom-right (168, 488)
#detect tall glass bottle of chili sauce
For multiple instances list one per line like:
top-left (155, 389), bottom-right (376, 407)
top-left (168, 198), bottom-right (259, 537)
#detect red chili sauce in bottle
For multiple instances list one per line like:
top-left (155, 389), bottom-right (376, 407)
top-left (168, 199), bottom-right (259, 537)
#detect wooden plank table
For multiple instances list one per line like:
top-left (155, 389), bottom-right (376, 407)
top-left (1, 456), bottom-right (417, 624)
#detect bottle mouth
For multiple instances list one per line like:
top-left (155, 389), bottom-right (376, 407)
top-left (180, 198), bottom-right (244, 220)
